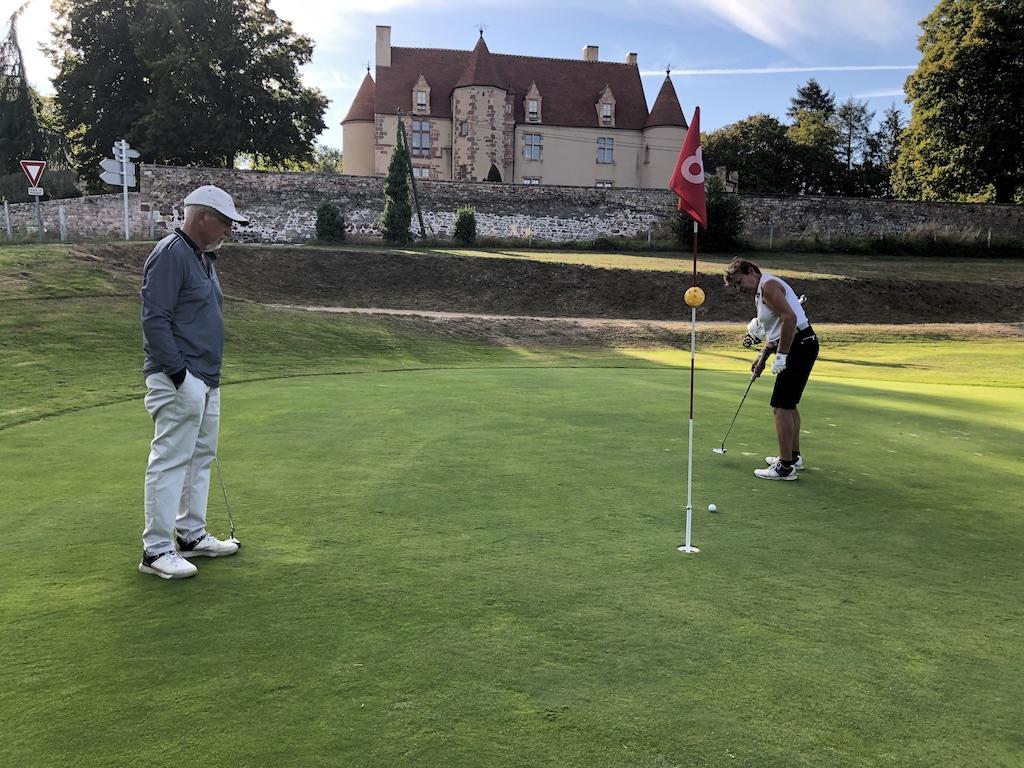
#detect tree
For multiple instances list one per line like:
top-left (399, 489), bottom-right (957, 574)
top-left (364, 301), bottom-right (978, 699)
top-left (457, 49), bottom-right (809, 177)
top-left (702, 114), bottom-right (802, 194)
top-left (834, 98), bottom-right (874, 172)
top-left (788, 110), bottom-right (843, 195)
top-left (894, 0), bottom-right (1024, 203)
top-left (380, 128), bottom-right (412, 244)
top-left (787, 78), bottom-right (836, 121)
top-left (243, 145), bottom-right (343, 173)
top-left (0, 3), bottom-right (43, 175)
top-left (50, 0), bottom-right (328, 189)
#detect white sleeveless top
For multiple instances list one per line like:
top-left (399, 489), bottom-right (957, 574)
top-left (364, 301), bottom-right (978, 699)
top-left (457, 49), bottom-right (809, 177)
top-left (755, 272), bottom-right (808, 343)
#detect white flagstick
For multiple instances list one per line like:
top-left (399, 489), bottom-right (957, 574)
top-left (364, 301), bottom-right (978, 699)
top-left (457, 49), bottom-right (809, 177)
top-left (678, 220), bottom-right (700, 554)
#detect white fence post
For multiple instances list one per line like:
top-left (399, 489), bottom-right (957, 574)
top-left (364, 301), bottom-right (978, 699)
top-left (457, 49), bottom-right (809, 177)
top-left (59, 204), bottom-right (67, 242)
top-left (987, 228), bottom-right (992, 248)
top-left (3, 201), bottom-right (10, 240)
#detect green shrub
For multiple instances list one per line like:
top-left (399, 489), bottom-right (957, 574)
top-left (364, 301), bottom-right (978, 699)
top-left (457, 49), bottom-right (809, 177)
top-left (452, 206), bottom-right (477, 245)
top-left (315, 201), bottom-right (346, 243)
top-left (671, 176), bottom-right (745, 251)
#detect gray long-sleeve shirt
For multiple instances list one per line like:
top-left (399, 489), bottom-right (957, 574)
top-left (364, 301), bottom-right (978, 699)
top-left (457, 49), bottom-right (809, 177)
top-left (141, 229), bottom-right (224, 387)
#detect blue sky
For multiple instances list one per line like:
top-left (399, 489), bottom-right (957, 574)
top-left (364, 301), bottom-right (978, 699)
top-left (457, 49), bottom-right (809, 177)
top-left (7, 0), bottom-right (937, 152)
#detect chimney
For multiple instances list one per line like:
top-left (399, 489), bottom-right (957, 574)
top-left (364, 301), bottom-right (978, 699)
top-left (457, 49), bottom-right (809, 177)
top-left (583, 45), bottom-right (599, 62)
top-left (376, 25), bottom-right (392, 68)
top-left (626, 52), bottom-right (637, 66)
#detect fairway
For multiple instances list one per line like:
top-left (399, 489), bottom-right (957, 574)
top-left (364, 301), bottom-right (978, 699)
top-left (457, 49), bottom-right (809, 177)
top-left (2, 365), bottom-right (1022, 767)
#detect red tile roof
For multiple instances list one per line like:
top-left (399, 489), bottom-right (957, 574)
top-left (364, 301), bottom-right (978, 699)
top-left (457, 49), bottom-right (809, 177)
top-left (342, 71), bottom-right (376, 123)
top-left (373, 38), bottom-right (651, 130)
top-left (454, 35), bottom-right (503, 89)
top-left (645, 76), bottom-right (687, 129)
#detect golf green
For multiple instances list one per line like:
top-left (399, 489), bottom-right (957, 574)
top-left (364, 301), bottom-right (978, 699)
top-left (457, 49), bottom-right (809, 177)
top-left (2, 367), bottom-right (1021, 767)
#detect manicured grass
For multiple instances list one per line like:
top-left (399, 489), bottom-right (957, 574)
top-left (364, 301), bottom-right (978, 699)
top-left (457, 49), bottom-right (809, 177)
top-left (1, 366), bottom-right (1022, 768)
top-left (2, 243), bottom-right (1022, 766)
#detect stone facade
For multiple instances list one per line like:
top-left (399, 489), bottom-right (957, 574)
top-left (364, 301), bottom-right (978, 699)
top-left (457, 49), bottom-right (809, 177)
top-left (5, 163), bottom-right (1022, 245)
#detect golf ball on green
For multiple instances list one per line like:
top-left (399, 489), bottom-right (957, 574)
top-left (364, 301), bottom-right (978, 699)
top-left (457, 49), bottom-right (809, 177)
top-left (708, 503), bottom-right (718, 513)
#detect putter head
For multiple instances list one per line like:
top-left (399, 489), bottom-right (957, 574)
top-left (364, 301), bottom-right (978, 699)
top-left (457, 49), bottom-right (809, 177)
top-left (712, 447), bottom-right (727, 454)
top-left (227, 537), bottom-right (241, 548)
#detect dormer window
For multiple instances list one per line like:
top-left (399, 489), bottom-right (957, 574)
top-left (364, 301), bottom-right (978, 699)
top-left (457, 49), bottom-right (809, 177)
top-left (601, 103), bottom-right (613, 126)
top-left (412, 75), bottom-right (432, 115)
top-left (523, 83), bottom-right (543, 124)
top-left (596, 86), bottom-right (616, 127)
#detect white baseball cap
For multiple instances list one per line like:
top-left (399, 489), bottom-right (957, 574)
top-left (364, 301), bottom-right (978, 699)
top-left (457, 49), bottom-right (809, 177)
top-left (183, 185), bottom-right (249, 224)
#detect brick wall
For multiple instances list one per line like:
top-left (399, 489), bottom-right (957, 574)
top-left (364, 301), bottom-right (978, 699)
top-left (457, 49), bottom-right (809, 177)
top-left (5, 164), bottom-right (1022, 244)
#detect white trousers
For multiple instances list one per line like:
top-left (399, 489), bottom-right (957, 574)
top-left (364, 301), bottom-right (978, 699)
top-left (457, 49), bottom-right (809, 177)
top-left (142, 371), bottom-right (221, 555)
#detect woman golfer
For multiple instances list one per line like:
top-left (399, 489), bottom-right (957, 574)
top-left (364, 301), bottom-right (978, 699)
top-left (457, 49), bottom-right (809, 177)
top-left (724, 258), bottom-right (818, 480)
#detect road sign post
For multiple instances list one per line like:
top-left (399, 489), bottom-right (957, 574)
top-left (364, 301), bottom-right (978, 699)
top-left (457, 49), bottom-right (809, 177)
top-left (100, 140), bottom-right (139, 240)
top-left (21, 160), bottom-right (47, 242)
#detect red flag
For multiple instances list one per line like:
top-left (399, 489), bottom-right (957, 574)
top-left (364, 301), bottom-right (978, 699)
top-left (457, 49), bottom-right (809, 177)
top-left (668, 107), bottom-right (707, 228)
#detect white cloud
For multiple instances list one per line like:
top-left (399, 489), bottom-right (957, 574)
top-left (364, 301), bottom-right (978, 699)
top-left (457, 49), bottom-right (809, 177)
top-left (680, 0), bottom-right (914, 50)
top-left (853, 88), bottom-right (907, 100)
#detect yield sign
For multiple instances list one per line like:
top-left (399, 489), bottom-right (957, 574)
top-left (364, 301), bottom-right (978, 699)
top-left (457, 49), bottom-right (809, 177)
top-left (21, 160), bottom-right (47, 187)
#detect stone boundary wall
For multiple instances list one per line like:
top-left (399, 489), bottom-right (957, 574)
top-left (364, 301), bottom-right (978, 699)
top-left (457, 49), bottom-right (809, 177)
top-left (2, 193), bottom-right (158, 241)
top-left (4, 164), bottom-right (1022, 244)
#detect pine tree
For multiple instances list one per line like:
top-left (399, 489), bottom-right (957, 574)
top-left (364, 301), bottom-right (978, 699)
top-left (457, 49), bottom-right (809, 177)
top-left (787, 78), bottom-right (836, 120)
top-left (380, 127), bottom-right (412, 244)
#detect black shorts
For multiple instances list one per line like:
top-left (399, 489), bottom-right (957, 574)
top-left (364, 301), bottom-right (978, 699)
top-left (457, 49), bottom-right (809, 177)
top-left (771, 326), bottom-right (819, 409)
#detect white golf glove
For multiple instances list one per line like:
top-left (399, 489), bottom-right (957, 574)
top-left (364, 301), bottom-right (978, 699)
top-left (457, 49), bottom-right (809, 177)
top-left (771, 353), bottom-right (788, 374)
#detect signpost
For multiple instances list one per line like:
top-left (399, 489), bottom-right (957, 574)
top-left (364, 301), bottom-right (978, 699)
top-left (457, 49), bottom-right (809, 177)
top-left (99, 139), bottom-right (140, 240)
top-left (20, 160), bottom-right (47, 242)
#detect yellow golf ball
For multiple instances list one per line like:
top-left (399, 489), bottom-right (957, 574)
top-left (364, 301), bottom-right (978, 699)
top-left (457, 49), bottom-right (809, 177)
top-left (684, 286), bottom-right (706, 307)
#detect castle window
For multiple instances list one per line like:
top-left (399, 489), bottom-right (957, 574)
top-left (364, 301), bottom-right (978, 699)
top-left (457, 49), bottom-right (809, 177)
top-left (411, 119), bottom-right (431, 157)
top-left (527, 99), bottom-right (539, 122)
top-left (416, 91), bottom-right (427, 112)
top-left (523, 177), bottom-right (541, 185)
top-left (595, 180), bottom-right (613, 188)
top-left (601, 103), bottom-right (613, 126)
top-left (412, 166), bottom-right (429, 179)
top-left (458, 120), bottom-right (469, 137)
top-left (597, 137), bottom-right (614, 164)
top-left (523, 133), bottom-right (542, 161)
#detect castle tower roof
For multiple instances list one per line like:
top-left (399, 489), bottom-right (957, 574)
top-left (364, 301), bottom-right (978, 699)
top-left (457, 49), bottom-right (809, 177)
top-left (454, 34), bottom-right (505, 90)
top-left (342, 71), bottom-right (376, 123)
top-left (645, 75), bottom-right (687, 129)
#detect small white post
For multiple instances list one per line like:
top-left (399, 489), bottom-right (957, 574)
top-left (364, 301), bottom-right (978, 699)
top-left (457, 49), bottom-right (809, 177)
top-left (3, 200), bottom-right (10, 240)
top-left (59, 204), bottom-right (67, 242)
top-left (769, 225), bottom-right (774, 250)
top-left (647, 229), bottom-right (652, 246)
top-left (987, 228), bottom-right (992, 248)
top-left (120, 139), bottom-right (131, 240)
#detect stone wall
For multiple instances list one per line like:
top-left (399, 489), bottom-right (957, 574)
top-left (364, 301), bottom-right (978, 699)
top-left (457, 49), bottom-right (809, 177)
top-left (2, 193), bottom-right (161, 241)
top-left (6, 163), bottom-right (1022, 245)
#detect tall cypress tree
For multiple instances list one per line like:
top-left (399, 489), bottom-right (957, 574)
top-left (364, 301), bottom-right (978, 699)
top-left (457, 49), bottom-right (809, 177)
top-left (380, 126), bottom-right (412, 244)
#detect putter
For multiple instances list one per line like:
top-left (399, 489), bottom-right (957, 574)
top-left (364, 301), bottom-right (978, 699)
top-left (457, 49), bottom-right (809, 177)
top-left (213, 456), bottom-right (241, 548)
top-left (713, 373), bottom-right (757, 454)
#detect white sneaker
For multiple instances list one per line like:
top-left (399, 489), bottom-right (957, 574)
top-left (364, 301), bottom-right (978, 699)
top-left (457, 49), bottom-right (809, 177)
top-left (765, 455), bottom-right (805, 470)
top-left (177, 533), bottom-right (239, 558)
top-left (139, 551), bottom-right (198, 579)
top-left (754, 461), bottom-right (798, 481)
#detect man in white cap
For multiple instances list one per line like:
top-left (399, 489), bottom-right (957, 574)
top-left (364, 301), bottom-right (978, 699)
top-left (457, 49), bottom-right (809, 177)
top-left (138, 185), bottom-right (249, 579)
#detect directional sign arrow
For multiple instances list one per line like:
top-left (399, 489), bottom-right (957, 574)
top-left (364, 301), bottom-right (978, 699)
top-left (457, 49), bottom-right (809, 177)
top-left (100, 169), bottom-right (136, 186)
top-left (100, 158), bottom-right (130, 174)
top-left (112, 144), bottom-right (141, 159)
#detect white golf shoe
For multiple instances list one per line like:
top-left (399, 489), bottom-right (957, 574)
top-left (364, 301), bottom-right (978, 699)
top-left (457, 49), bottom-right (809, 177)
top-left (765, 455), bottom-right (805, 470)
top-left (176, 533), bottom-right (240, 558)
top-left (754, 461), bottom-right (798, 481)
top-left (139, 551), bottom-right (199, 579)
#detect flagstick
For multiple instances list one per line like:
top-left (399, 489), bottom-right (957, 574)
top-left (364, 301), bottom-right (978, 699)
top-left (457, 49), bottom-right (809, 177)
top-left (678, 219), bottom-right (700, 554)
